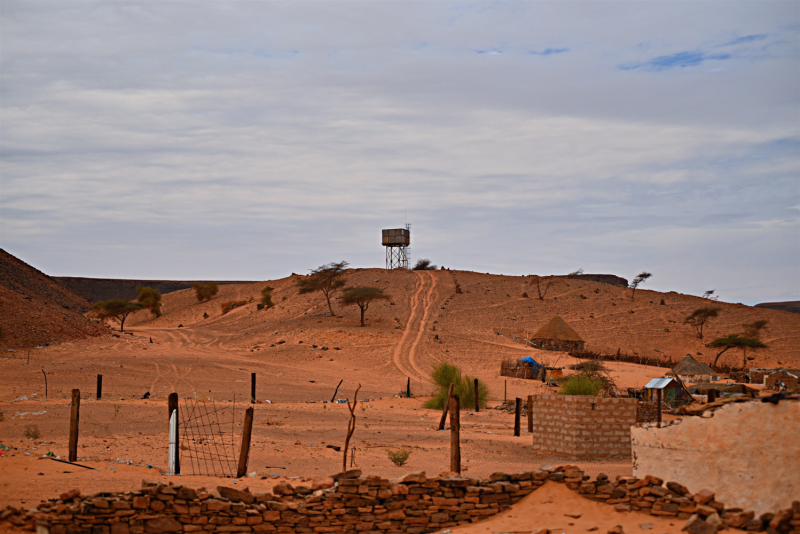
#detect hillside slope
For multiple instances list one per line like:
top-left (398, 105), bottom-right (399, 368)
top-left (125, 268), bottom-right (800, 373)
top-left (0, 249), bottom-right (107, 349)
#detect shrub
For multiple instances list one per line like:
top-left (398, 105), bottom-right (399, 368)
top-left (387, 449), bottom-right (411, 466)
top-left (413, 259), bottom-right (437, 270)
top-left (193, 283), bottom-right (219, 302)
top-left (260, 286), bottom-right (275, 309)
top-left (203, 312), bottom-right (209, 319)
top-left (220, 300), bottom-right (248, 315)
top-left (256, 304), bottom-right (265, 310)
top-left (559, 374), bottom-right (603, 396)
top-left (24, 425), bottom-right (40, 439)
top-left (423, 362), bottom-right (489, 410)
top-left (136, 287), bottom-right (162, 318)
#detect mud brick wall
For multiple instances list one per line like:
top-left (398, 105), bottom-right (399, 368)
top-left (530, 395), bottom-right (637, 459)
top-left (636, 401), bottom-right (659, 424)
top-left (4, 467), bottom-right (799, 534)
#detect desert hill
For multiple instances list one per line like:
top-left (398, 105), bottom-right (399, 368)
top-left (0, 249), bottom-right (107, 349)
top-left (123, 267), bottom-right (800, 379)
top-left (54, 276), bottom-right (257, 303)
top-left (755, 301), bottom-right (800, 315)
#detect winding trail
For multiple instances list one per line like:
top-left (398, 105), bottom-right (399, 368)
top-left (392, 271), bottom-right (438, 383)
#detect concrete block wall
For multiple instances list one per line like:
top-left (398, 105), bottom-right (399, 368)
top-left (530, 395), bottom-right (637, 459)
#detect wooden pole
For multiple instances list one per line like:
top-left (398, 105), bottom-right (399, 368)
top-left (42, 370), bottom-right (48, 399)
top-left (438, 383), bottom-right (454, 431)
top-left (708, 389), bottom-right (716, 403)
top-left (331, 379), bottom-right (343, 403)
top-left (514, 397), bottom-right (521, 436)
top-left (656, 389), bottom-right (662, 427)
top-left (474, 378), bottom-right (479, 412)
top-left (68, 389), bottom-right (80, 462)
top-left (527, 395), bottom-right (533, 433)
top-left (504, 380), bottom-right (507, 403)
top-left (342, 385), bottom-right (361, 472)
top-left (251, 373), bottom-right (256, 404)
top-left (407, 377), bottom-right (411, 398)
top-left (449, 394), bottom-right (460, 474)
top-left (168, 393), bottom-right (180, 474)
top-left (236, 406), bottom-right (254, 478)
top-left (96, 374), bottom-right (102, 400)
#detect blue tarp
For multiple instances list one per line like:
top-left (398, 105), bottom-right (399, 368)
top-left (517, 356), bottom-right (542, 369)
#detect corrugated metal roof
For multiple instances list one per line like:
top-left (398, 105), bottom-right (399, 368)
top-left (645, 378), bottom-right (675, 389)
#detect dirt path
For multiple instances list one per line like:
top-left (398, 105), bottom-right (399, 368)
top-left (392, 271), bottom-right (439, 383)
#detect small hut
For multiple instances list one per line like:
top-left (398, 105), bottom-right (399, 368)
top-left (667, 354), bottom-right (715, 383)
top-left (644, 377), bottom-right (687, 404)
top-left (765, 369), bottom-right (800, 391)
top-left (530, 316), bottom-right (585, 352)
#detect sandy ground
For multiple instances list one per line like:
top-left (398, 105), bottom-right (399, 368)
top-left (2, 268), bottom-right (796, 514)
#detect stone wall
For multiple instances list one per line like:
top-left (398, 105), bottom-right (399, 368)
top-left (4, 467), bottom-right (798, 534)
top-left (636, 401), bottom-right (659, 424)
top-left (530, 395), bottom-right (636, 459)
top-left (632, 399), bottom-right (800, 516)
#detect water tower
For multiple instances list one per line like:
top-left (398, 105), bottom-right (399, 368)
top-left (382, 225), bottom-right (410, 269)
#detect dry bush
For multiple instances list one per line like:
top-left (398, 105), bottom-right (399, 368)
top-left (193, 283), bottom-right (219, 302)
top-left (387, 449), bottom-right (411, 466)
top-left (24, 425), bottom-right (40, 439)
top-left (220, 300), bottom-right (248, 315)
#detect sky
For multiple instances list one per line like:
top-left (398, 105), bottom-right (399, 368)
top-left (1, 1), bottom-right (798, 305)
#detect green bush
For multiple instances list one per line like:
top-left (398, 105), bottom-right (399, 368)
top-left (260, 286), bottom-right (275, 309)
top-left (423, 362), bottom-right (489, 410)
top-left (387, 449), bottom-right (411, 466)
top-left (559, 374), bottom-right (603, 396)
top-left (256, 303), bottom-right (265, 310)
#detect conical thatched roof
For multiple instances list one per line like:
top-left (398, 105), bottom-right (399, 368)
top-left (671, 354), bottom-right (714, 376)
top-left (532, 316), bottom-right (583, 342)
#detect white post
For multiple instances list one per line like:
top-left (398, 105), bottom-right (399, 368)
top-left (168, 410), bottom-right (177, 475)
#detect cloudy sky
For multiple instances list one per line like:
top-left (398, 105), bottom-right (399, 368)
top-left (1, 1), bottom-right (798, 304)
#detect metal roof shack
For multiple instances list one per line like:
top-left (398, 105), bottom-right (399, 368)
top-left (644, 378), bottom-right (680, 389)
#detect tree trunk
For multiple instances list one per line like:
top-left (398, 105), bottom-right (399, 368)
top-left (713, 346), bottom-right (732, 368)
top-left (323, 290), bottom-right (336, 317)
top-left (359, 304), bottom-right (365, 327)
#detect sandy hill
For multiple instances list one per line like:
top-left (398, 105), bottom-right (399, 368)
top-left (124, 268), bottom-right (800, 377)
top-left (0, 249), bottom-right (107, 349)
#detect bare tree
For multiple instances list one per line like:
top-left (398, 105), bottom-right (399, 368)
top-left (702, 290), bottom-right (719, 301)
top-left (296, 261), bottom-right (349, 317)
top-left (529, 275), bottom-right (554, 300)
top-left (629, 272), bottom-right (652, 300)
top-left (684, 307), bottom-right (720, 339)
top-left (343, 384), bottom-right (361, 472)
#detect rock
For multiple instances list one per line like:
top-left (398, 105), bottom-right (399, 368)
top-left (144, 517), bottom-right (182, 533)
top-left (540, 464), bottom-right (555, 472)
top-left (311, 477), bottom-right (334, 491)
top-left (331, 469), bottom-right (362, 480)
top-left (59, 489), bottom-right (80, 501)
top-left (271, 482), bottom-right (295, 496)
top-left (607, 525), bottom-right (624, 534)
top-left (722, 511), bottom-right (754, 528)
top-left (667, 481), bottom-right (689, 496)
top-left (399, 471), bottom-right (427, 484)
top-left (685, 516), bottom-right (717, 534)
top-left (705, 512), bottom-right (722, 530)
top-left (217, 486), bottom-right (255, 504)
top-left (565, 513), bottom-right (582, 519)
top-left (693, 489), bottom-right (715, 505)
top-left (639, 523), bottom-right (654, 530)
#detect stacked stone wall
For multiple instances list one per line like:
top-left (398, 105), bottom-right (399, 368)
top-left (636, 401), bottom-right (659, 424)
top-left (530, 395), bottom-right (637, 458)
top-left (3, 467), bottom-right (798, 534)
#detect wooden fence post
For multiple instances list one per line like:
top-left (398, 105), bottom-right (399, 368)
top-left (504, 380), bottom-right (507, 402)
top-left (168, 393), bottom-right (180, 475)
top-left (68, 389), bottom-right (80, 462)
top-left (96, 374), bottom-right (103, 400)
top-left (236, 407), bottom-right (254, 478)
top-left (514, 398), bottom-right (521, 436)
top-left (251, 373), bottom-right (256, 404)
top-left (527, 395), bottom-right (533, 433)
top-left (474, 378), bottom-right (479, 412)
top-left (656, 389), bottom-right (662, 427)
top-left (42, 370), bottom-right (48, 399)
top-left (708, 389), bottom-right (716, 403)
top-left (407, 377), bottom-right (411, 398)
top-left (449, 394), bottom-right (460, 474)
top-left (438, 383), bottom-right (454, 431)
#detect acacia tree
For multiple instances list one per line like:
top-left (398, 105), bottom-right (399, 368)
top-left (92, 299), bottom-right (144, 332)
top-left (341, 286), bottom-right (390, 327)
top-left (137, 287), bottom-right (162, 318)
top-left (684, 307), bottom-right (720, 339)
top-left (743, 319), bottom-right (768, 339)
top-left (529, 275), bottom-right (554, 300)
top-left (296, 261), bottom-right (348, 317)
top-left (629, 271), bottom-right (652, 300)
top-left (709, 334), bottom-right (767, 369)
top-left (193, 282), bottom-right (219, 302)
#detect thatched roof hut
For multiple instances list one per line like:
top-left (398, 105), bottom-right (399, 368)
top-left (530, 316), bottom-right (584, 352)
top-left (668, 354), bottom-right (715, 382)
